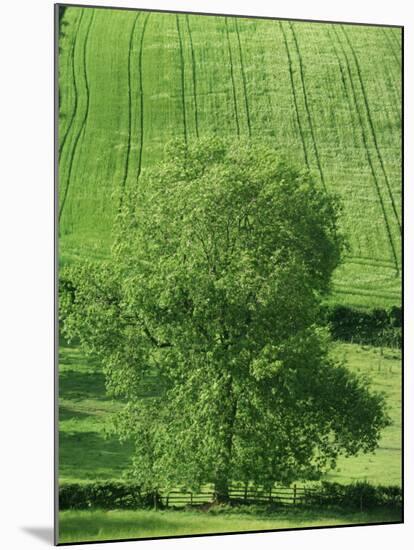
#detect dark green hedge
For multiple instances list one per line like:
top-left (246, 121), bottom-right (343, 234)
top-left (322, 305), bottom-right (402, 348)
top-left (304, 481), bottom-right (402, 509)
top-left (59, 481), bottom-right (401, 511)
top-left (59, 482), bottom-right (162, 510)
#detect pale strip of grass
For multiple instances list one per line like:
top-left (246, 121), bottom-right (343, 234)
top-left (58, 507), bottom-right (402, 543)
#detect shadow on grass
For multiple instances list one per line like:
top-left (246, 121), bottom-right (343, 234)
top-left (59, 430), bottom-right (133, 481)
top-left (59, 369), bottom-right (107, 401)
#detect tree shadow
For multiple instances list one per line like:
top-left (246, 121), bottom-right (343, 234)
top-left (59, 369), bottom-right (107, 401)
top-left (59, 404), bottom-right (93, 422)
top-left (59, 430), bottom-right (133, 481)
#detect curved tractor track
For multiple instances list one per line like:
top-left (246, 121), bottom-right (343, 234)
top-left (58, 9), bottom-right (402, 308)
top-left (58, 11), bottom-right (84, 158)
top-left (59, 10), bottom-right (95, 223)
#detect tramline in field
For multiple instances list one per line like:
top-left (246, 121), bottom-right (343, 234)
top-left (58, 8), bottom-right (402, 309)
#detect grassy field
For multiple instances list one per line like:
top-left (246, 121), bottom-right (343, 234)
top-left (59, 344), bottom-right (133, 482)
top-left (59, 342), bottom-right (401, 486)
top-left (58, 7), bottom-right (402, 309)
top-left (58, 507), bottom-right (401, 543)
top-left (325, 344), bottom-right (401, 485)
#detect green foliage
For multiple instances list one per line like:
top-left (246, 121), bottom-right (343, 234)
top-left (304, 481), bottom-right (402, 509)
top-left (323, 305), bottom-right (402, 348)
top-left (61, 138), bottom-right (389, 499)
top-left (59, 482), bottom-right (159, 510)
top-left (59, 480), bottom-right (401, 511)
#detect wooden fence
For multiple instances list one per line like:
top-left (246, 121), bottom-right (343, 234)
top-left (162, 484), bottom-right (317, 507)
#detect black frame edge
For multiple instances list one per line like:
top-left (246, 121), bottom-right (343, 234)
top-left (54, 2), bottom-right (60, 546)
top-left (55, 2), bottom-right (403, 29)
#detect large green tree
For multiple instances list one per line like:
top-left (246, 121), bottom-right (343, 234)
top-left (61, 138), bottom-right (389, 501)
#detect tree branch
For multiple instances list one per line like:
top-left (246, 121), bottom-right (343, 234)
top-left (141, 323), bottom-right (172, 349)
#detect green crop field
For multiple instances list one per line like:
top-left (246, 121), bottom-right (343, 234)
top-left (58, 342), bottom-right (401, 486)
top-left (58, 7), bottom-right (402, 310)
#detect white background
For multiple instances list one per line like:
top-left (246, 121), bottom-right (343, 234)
top-left (0, 0), bottom-right (412, 548)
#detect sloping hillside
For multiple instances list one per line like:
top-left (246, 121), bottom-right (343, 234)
top-left (58, 7), bottom-right (402, 308)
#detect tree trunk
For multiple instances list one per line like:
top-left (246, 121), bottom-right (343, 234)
top-left (214, 476), bottom-right (230, 503)
top-left (213, 374), bottom-right (238, 504)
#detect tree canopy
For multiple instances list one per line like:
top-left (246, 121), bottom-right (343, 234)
top-left (61, 137), bottom-right (389, 501)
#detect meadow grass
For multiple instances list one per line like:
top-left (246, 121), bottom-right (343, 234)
top-left (59, 343), bottom-right (133, 482)
top-left (58, 7), bottom-right (401, 310)
top-left (324, 343), bottom-right (401, 485)
top-left (59, 342), bottom-right (401, 486)
top-left (58, 507), bottom-right (402, 543)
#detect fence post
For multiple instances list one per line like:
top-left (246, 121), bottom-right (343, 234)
top-left (269, 488), bottom-right (272, 504)
top-left (293, 484), bottom-right (297, 506)
top-left (244, 482), bottom-right (248, 502)
top-left (190, 492), bottom-right (193, 506)
top-left (166, 494), bottom-right (169, 508)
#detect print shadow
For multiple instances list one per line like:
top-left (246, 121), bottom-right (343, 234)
top-left (21, 526), bottom-right (54, 544)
